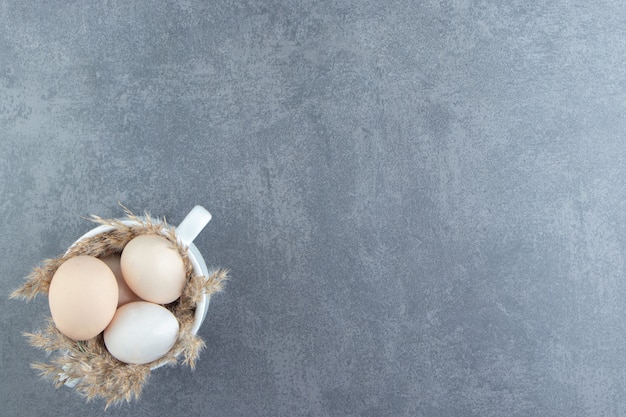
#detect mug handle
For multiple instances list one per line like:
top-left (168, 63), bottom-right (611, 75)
top-left (175, 206), bottom-right (212, 246)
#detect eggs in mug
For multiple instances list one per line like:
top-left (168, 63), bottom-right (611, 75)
top-left (47, 233), bottom-right (188, 363)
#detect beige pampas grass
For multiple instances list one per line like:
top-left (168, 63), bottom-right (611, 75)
top-left (10, 206), bottom-right (229, 408)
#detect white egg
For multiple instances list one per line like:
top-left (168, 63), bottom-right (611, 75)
top-left (104, 301), bottom-right (179, 365)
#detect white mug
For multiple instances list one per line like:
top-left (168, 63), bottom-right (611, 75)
top-left (62, 205), bottom-right (213, 385)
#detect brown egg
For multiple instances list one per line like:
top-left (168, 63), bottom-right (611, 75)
top-left (48, 256), bottom-right (119, 340)
top-left (99, 254), bottom-right (142, 306)
top-left (120, 234), bottom-right (186, 304)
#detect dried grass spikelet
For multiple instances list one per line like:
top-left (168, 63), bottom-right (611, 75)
top-left (9, 205), bottom-right (229, 408)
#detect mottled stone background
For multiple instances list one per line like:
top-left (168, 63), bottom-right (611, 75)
top-left (1, 1), bottom-right (626, 416)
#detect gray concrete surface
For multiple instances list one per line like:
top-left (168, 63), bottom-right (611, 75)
top-left (2, 1), bottom-right (626, 416)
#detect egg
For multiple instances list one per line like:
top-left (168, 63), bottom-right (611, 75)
top-left (103, 301), bottom-right (180, 364)
top-left (120, 234), bottom-right (186, 304)
top-left (99, 254), bottom-right (142, 306)
top-left (48, 256), bottom-right (118, 341)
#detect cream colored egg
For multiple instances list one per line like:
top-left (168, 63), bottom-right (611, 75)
top-left (103, 301), bottom-right (180, 364)
top-left (99, 254), bottom-right (142, 306)
top-left (120, 234), bottom-right (186, 304)
top-left (48, 256), bottom-right (118, 341)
